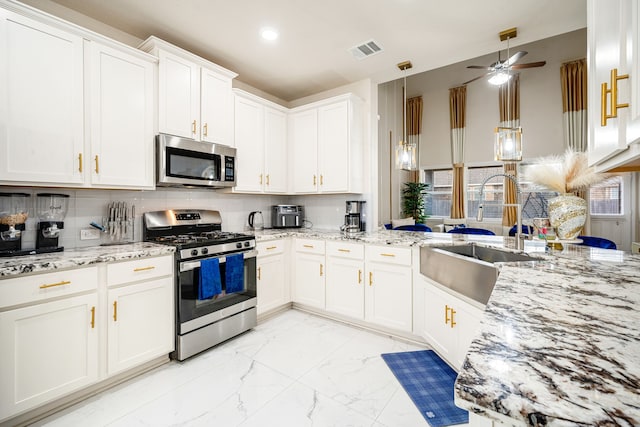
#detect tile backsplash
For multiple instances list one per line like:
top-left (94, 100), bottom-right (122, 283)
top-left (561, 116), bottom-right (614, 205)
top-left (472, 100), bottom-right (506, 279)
top-left (2, 187), bottom-right (370, 250)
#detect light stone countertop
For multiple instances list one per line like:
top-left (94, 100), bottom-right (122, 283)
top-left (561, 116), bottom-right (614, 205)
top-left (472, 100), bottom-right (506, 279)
top-left (1, 228), bottom-right (638, 425)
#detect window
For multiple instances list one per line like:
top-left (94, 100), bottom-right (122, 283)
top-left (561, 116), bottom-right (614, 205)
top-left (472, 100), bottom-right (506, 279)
top-left (590, 176), bottom-right (622, 215)
top-left (424, 169), bottom-right (452, 217)
top-left (467, 166), bottom-right (503, 219)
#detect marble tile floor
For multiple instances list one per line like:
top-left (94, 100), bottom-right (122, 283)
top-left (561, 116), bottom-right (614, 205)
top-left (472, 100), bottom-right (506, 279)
top-left (34, 309), bottom-right (469, 427)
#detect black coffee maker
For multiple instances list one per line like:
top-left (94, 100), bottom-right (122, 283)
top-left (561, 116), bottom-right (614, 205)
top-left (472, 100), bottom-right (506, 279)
top-left (344, 201), bottom-right (366, 233)
top-left (36, 193), bottom-right (70, 252)
top-left (0, 193), bottom-right (30, 255)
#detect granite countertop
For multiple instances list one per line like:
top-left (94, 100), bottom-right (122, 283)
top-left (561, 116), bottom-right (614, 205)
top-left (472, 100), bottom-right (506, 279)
top-left (0, 243), bottom-right (175, 277)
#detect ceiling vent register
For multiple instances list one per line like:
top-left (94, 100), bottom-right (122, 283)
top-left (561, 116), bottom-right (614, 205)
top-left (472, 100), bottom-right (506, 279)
top-left (349, 40), bottom-right (383, 60)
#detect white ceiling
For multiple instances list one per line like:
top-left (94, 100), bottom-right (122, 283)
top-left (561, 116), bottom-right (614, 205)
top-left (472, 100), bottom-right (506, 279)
top-left (40, 0), bottom-right (586, 102)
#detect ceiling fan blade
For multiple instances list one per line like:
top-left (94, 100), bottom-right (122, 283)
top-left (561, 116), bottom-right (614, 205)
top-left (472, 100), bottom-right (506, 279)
top-left (462, 73), bottom-right (490, 85)
top-left (467, 65), bottom-right (493, 70)
top-left (505, 51), bottom-right (528, 66)
top-left (511, 61), bottom-right (546, 69)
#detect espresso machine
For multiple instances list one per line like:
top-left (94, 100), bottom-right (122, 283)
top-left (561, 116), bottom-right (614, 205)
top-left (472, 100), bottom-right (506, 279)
top-left (0, 193), bottom-right (30, 256)
top-left (36, 193), bottom-right (69, 253)
top-left (343, 201), bottom-right (366, 235)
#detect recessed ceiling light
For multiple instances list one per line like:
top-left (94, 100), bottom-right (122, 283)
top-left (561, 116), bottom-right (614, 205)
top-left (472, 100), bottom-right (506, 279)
top-left (261, 27), bottom-right (279, 41)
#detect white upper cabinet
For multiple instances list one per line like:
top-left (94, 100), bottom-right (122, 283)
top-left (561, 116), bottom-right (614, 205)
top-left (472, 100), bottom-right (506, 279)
top-left (588, 0), bottom-right (640, 171)
top-left (140, 36), bottom-right (237, 146)
top-left (0, 9), bottom-right (84, 185)
top-left (232, 90), bottom-right (287, 193)
top-left (88, 41), bottom-right (155, 189)
top-left (290, 94), bottom-right (363, 194)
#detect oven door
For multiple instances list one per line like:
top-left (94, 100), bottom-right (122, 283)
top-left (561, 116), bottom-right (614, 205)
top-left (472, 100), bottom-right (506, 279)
top-left (177, 249), bottom-right (257, 334)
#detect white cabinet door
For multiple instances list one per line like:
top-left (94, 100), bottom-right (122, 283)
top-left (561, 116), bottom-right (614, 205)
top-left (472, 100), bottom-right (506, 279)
top-left (326, 256), bottom-right (364, 319)
top-left (257, 252), bottom-right (287, 315)
top-left (290, 109), bottom-right (318, 193)
top-left (201, 68), bottom-right (233, 146)
top-left (318, 101), bottom-right (350, 192)
top-left (0, 10), bottom-right (84, 185)
top-left (107, 277), bottom-right (174, 376)
top-left (234, 95), bottom-right (265, 192)
top-left (264, 107), bottom-right (288, 193)
top-left (88, 41), bottom-right (154, 189)
top-left (364, 262), bottom-right (412, 332)
top-left (293, 252), bottom-right (325, 309)
top-left (158, 50), bottom-right (200, 139)
top-left (422, 284), bottom-right (456, 363)
top-left (0, 293), bottom-right (98, 420)
top-left (453, 303), bottom-right (482, 369)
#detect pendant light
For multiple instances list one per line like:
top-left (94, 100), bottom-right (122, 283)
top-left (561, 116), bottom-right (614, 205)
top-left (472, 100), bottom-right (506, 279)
top-left (395, 60), bottom-right (417, 170)
top-left (494, 35), bottom-right (522, 162)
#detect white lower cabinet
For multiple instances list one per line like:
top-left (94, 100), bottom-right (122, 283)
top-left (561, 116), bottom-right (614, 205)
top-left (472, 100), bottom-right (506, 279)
top-left (422, 278), bottom-right (483, 370)
top-left (325, 241), bottom-right (364, 319)
top-left (364, 245), bottom-right (413, 332)
top-left (293, 238), bottom-right (325, 309)
top-left (256, 240), bottom-right (288, 315)
top-left (0, 271), bottom-right (99, 421)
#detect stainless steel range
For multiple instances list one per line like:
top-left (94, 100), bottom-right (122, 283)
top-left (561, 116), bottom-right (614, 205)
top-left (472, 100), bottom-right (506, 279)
top-left (143, 210), bottom-right (257, 361)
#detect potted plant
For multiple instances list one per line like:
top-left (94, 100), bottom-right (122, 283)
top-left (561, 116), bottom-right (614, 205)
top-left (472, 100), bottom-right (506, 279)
top-left (524, 149), bottom-right (609, 239)
top-left (402, 182), bottom-right (429, 224)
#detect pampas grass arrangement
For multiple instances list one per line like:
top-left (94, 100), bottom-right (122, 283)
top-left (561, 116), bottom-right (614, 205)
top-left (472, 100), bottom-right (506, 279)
top-left (524, 148), bottom-right (610, 194)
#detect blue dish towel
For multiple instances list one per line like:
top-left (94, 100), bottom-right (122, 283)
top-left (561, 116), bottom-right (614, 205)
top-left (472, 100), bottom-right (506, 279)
top-left (199, 257), bottom-right (222, 300)
top-left (225, 253), bottom-right (244, 294)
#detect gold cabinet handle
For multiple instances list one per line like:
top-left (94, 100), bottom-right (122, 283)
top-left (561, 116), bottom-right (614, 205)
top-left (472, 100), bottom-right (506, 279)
top-left (113, 301), bottom-right (118, 321)
top-left (380, 253), bottom-right (396, 257)
top-left (266, 174), bottom-right (270, 185)
top-left (450, 308), bottom-right (457, 328)
top-left (320, 174), bottom-right (324, 185)
top-left (259, 174), bottom-right (263, 185)
top-left (358, 269), bottom-right (362, 284)
top-left (319, 263), bottom-right (323, 276)
top-left (303, 244), bottom-right (314, 248)
top-left (39, 280), bottom-right (71, 289)
top-left (445, 305), bottom-right (457, 328)
top-left (257, 266), bottom-right (261, 280)
top-left (94, 155), bottom-right (99, 174)
top-left (90, 306), bottom-right (95, 329)
top-left (369, 271), bottom-right (373, 286)
top-left (192, 120), bottom-right (197, 134)
top-left (203, 122), bottom-right (208, 137)
top-left (266, 246), bottom-right (277, 250)
top-left (338, 249), bottom-right (351, 253)
top-left (445, 305), bottom-right (450, 325)
top-left (313, 175), bottom-right (316, 186)
top-left (601, 68), bottom-right (629, 126)
top-left (78, 153), bottom-right (83, 172)
top-left (133, 266), bottom-right (155, 272)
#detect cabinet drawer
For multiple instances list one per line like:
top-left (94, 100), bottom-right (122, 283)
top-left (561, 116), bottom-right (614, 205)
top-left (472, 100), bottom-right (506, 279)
top-left (107, 255), bottom-right (173, 287)
top-left (0, 267), bottom-right (99, 309)
top-left (365, 245), bottom-right (412, 266)
top-left (295, 238), bottom-right (325, 254)
top-left (257, 239), bottom-right (285, 256)
top-left (326, 241), bottom-right (364, 259)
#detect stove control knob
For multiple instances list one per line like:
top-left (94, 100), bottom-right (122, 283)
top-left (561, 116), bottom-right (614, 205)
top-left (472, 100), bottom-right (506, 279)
top-left (191, 249), bottom-right (199, 257)
top-left (201, 247), bottom-right (209, 255)
top-left (244, 241), bottom-right (251, 247)
top-left (236, 242), bottom-right (242, 249)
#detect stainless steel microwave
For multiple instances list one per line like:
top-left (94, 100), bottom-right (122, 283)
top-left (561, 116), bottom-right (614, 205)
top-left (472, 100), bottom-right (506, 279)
top-left (157, 134), bottom-right (236, 188)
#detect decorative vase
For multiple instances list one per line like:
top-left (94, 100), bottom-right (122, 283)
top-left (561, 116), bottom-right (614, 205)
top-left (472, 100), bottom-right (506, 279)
top-left (547, 194), bottom-right (587, 240)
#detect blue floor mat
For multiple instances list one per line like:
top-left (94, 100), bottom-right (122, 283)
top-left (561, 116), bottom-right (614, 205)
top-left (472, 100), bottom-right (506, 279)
top-left (381, 350), bottom-right (468, 427)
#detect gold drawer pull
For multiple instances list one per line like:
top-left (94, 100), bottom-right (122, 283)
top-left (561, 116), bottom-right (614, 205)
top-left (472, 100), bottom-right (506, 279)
top-left (134, 266), bottom-right (155, 272)
top-left (338, 249), bottom-right (351, 253)
top-left (78, 153), bottom-right (83, 172)
top-left (369, 272), bottom-right (373, 286)
top-left (203, 122), bottom-right (208, 136)
top-left (257, 266), bottom-right (261, 280)
top-left (266, 246), bottom-right (277, 250)
top-left (40, 280), bottom-right (71, 289)
top-left (90, 306), bottom-right (95, 329)
top-left (319, 264), bottom-right (323, 276)
top-left (445, 305), bottom-right (450, 325)
top-left (303, 244), bottom-right (314, 248)
top-left (94, 155), bottom-right (99, 174)
top-left (192, 120), bottom-right (197, 134)
top-left (450, 308), bottom-right (457, 328)
top-left (259, 174), bottom-right (263, 185)
top-left (380, 253), bottom-right (396, 257)
top-left (358, 269), bottom-right (362, 284)
top-left (601, 68), bottom-right (629, 126)
top-left (113, 301), bottom-right (118, 321)
top-left (266, 174), bottom-right (270, 185)
top-left (320, 174), bottom-right (324, 185)
top-left (313, 175), bottom-right (316, 186)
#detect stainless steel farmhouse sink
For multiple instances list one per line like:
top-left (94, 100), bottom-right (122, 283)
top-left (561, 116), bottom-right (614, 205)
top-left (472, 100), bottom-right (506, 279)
top-left (420, 243), bottom-right (542, 305)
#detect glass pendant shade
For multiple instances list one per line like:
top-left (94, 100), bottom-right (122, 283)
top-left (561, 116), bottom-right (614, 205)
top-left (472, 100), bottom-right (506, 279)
top-left (488, 71), bottom-right (512, 86)
top-left (395, 140), bottom-right (417, 170)
top-left (494, 126), bottom-right (523, 161)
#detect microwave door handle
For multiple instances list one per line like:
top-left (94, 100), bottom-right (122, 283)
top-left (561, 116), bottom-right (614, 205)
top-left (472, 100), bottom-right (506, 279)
top-left (282, 216), bottom-right (285, 227)
top-left (295, 216), bottom-right (299, 226)
top-left (179, 249), bottom-right (258, 273)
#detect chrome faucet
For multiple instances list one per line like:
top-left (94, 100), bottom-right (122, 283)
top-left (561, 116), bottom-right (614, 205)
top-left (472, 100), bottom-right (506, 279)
top-left (476, 173), bottom-right (526, 250)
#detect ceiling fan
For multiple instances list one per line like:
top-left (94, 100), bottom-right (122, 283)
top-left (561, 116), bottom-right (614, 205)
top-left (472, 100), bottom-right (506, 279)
top-left (463, 28), bottom-right (546, 85)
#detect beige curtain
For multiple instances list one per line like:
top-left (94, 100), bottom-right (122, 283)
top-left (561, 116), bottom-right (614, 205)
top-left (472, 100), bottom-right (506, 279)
top-left (498, 75), bottom-right (520, 226)
top-left (561, 59), bottom-right (587, 199)
top-left (407, 96), bottom-right (423, 182)
top-left (449, 86), bottom-right (466, 219)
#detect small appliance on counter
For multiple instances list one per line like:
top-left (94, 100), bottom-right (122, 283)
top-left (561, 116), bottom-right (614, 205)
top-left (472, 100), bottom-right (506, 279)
top-left (272, 205), bottom-right (304, 228)
top-left (36, 193), bottom-right (69, 253)
top-left (247, 211), bottom-right (264, 231)
top-left (341, 201), bottom-right (366, 236)
top-left (0, 192), bottom-right (30, 256)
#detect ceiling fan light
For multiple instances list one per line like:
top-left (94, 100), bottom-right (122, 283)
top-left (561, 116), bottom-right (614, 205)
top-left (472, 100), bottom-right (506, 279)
top-left (488, 71), bottom-right (511, 86)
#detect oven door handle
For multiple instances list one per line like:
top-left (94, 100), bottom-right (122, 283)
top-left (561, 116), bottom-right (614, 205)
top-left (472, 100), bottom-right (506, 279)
top-left (179, 249), bottom-right (258, 273)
